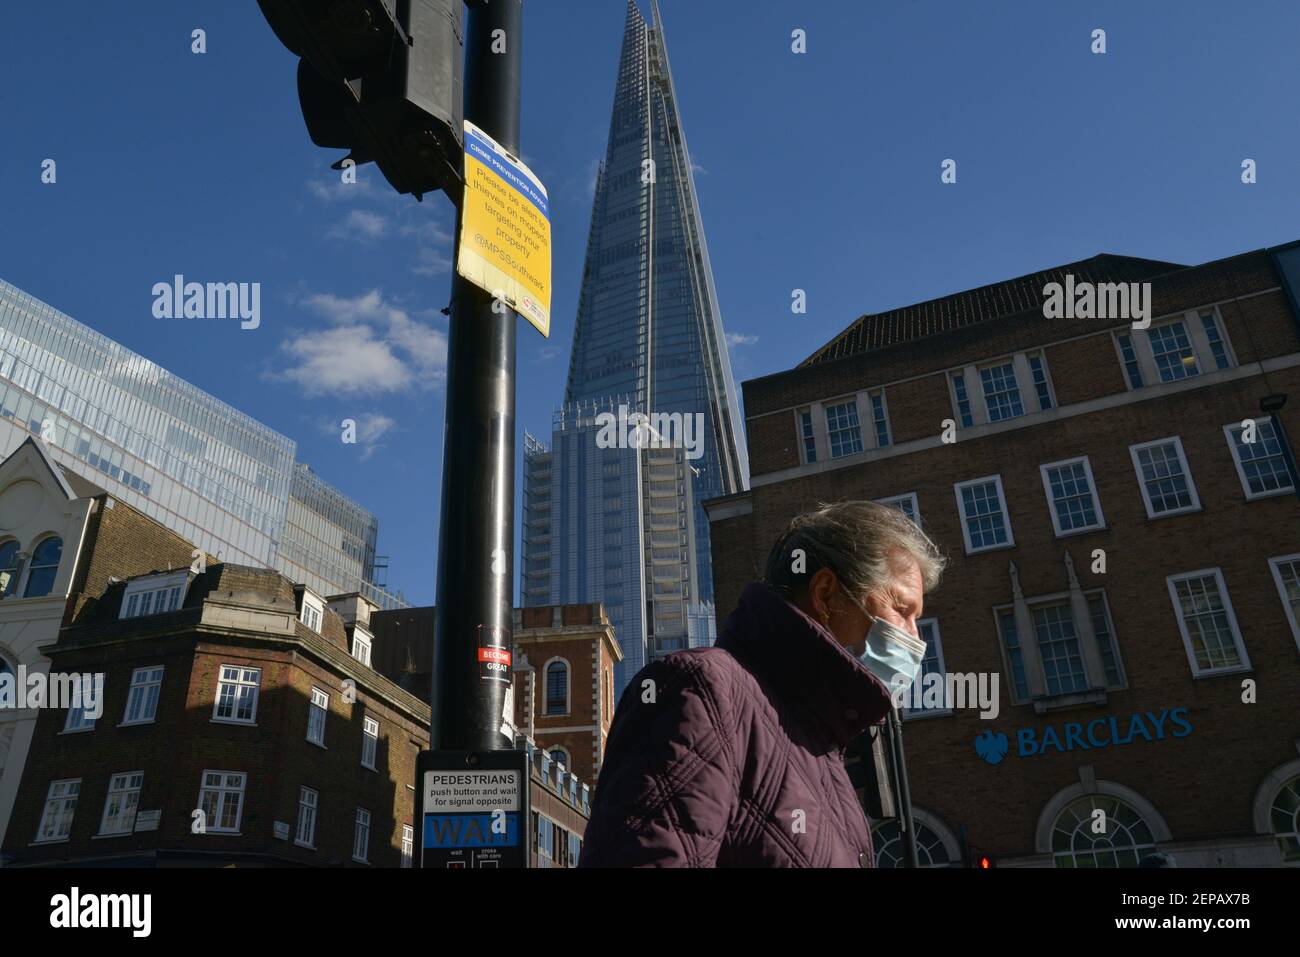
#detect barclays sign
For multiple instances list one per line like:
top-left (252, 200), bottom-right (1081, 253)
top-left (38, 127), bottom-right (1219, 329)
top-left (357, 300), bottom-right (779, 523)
top-left (975, 707), bottom-right (1193, 765)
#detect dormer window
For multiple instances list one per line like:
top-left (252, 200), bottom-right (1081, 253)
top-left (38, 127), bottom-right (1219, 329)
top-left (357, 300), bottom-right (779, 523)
top-left (300, 592), bottom-right (324, 633)
top-left (351, 627), bottom-right (372, 667)
top-left (121, 570), bottom-right (190, 619)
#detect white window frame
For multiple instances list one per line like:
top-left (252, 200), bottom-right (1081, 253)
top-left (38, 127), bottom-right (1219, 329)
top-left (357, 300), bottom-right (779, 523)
top-left (1267, 553), bottom-right (1300, 648)
top-left (1224, 417), bottom-right (1296, 501)
top-left (992, 589), bottom-right (1124, 704)
top-left (197, 770), bottom-right (246, 834)
top-left (1039, 456), bottom-right (1106, 536)
top-left (307, 687), bottom-right (329, 747)
top-left (353, 807), bottom-right (372, 863)
top-left (300, 591), bottom-right (324, 633)
top-left (867, 388), bottom-right (891, 448)
top-left (1115, 308), bottom-right (1236, 388)
top-left (98, 771), bottom-right (144, 836)
top-left (120, 570), bottom-right (189, 620)
top-left (211, 665), bottom-right (261, 725)
top-left (875, 492), bottom-right (920, 525)
top-left (824, 396), bottom-right (865, 459)
top-left (121, 666), bottom-right (164, 726)
top-left (63, 692), bottom-right (99, 734)
top-left (361, 716), bottom-right (379, 770)
top-left (295, 786), bottom-right (318, 849)
top-left (953, 474), bottom-right (1015, 554)
top-left (1025, 350), bottom-right (1056, 411)
top-left (1145, 317), bottom-right (1202, 382)
top-left (351, 627), bottom-right (373, 667)
top-left (795, 407), bottom-right (818, 464)
top-left (900, 618), bottom-right (951, 721)
top-left (401, 824), bottom-right (414, 868)
top-left (1129, 437), bottom-right (1201, 519)
top-left (36, 779), bottom-right (80, 842)
top-left (977, 359), bottom-right (1027, 423)
top-left (1165, 567), bottom-right (1251, 677)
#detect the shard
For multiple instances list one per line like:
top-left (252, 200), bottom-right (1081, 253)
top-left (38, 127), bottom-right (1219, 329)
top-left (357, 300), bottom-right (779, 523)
top-left (522, 0), bottom-right (749, 696)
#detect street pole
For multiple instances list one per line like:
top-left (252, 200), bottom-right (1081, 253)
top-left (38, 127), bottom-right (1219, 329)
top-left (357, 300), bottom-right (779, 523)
top-left (430, 0), bottom-right (523, 753)
top-left (884, 706), bottom-right (919, 868)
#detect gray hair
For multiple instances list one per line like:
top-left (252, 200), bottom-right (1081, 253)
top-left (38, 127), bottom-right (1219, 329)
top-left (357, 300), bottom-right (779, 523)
top-left (763, 500), bottom-right (946, 603)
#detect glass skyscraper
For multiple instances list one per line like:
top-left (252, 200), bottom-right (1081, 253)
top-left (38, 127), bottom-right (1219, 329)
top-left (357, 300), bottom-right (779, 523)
top-left (0, 279), bottom-right (403, 608)
top-left (523, 0), bottom-right (749, 696)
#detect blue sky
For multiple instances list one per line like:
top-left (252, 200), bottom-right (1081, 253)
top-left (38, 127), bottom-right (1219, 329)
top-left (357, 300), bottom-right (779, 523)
top-left (2, 0), bottom-right (1297, 605)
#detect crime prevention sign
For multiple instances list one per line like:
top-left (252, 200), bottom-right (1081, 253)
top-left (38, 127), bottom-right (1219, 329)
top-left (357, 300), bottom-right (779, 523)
top-left (456, 120), bottom-right (552, 337)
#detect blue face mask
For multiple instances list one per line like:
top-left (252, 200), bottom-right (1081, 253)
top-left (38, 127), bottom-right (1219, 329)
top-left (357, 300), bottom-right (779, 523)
top-left (844, 594), bottom-right (927, 696)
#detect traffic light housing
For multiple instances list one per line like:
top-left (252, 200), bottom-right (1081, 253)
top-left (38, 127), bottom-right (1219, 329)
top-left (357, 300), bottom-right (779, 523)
top-left (257, 0), bottom-right (464, 202)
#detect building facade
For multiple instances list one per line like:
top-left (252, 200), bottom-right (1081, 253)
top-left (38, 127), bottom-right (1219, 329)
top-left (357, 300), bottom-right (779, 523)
top-left (706, 240), bottom-right (1300, 867)
top-left (3, 557), bottom-right (428, 867)
top-left (0, 279), bottom-right (401, 609)
top-left (368, 601), bottom-right (620, 790)
top-left (522, 0), bottom-right (749, 698)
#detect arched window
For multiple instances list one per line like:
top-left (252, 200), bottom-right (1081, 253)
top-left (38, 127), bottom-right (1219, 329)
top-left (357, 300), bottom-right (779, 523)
top-left (23, 536), bottom-right (63, 598)
top-left (545, 660), bottom-right (569, 715)
top-left (1051, 795), bottom-right (1156, 867)
top-left (548, 747), bottom-right (569, 769)
top-left (1269, 775), bottom-right (1300, 864)
top-left (0, 541), bottom-right (19, 598)
top-left (872, 814), bottom-right (958, 867)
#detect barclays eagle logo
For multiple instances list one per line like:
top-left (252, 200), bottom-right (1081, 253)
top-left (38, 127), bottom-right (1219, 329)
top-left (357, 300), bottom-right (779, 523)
top-left (974, 730), bottom-right (1009, 765)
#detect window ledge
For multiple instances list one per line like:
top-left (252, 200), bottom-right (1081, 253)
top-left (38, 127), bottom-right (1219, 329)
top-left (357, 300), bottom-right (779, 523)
top-left (1053, 524), bottom-right (1108, 539)
top-left (1032, 688), bottom-right (1108, 714)
top-left (966, 542), bottom-right (1016, 557)
top-left (29, 838), bottom-right (70, 846)
top-left (210, 718), bottom-right (257, 727)
top-left (92, 831), bottom-right (134, 840)
top-left (294, 840), bottom-right (316, 850)
top-left (308, 739), bottom-right (327, 750)
top-left (59, 727), bottom-right (96, 735)
top-left (117, 720), bottom-right (156, 728)
top-left (1192, 666), bottom-right (1253, 680)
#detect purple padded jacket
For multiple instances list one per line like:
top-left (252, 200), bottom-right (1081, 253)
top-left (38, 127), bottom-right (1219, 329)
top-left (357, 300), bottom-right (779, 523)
top-left (578, 581), bottom-right (894, 867)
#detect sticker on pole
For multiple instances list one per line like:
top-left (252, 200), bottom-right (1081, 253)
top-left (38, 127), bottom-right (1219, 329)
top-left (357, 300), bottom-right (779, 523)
top-left (457, 120), bottom-right (551, 337)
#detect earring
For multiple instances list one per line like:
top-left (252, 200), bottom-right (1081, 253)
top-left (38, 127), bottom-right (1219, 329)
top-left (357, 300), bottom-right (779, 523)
top-left (819, 610), bottom-right (830, 626)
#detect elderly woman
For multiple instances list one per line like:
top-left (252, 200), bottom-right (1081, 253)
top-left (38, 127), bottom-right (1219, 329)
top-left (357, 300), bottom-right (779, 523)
top-left (578, 501), bottom-right (945, 868)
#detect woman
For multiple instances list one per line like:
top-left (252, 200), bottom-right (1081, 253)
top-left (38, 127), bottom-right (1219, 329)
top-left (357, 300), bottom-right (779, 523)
top-left (578, 500), bottom-right (946, 867)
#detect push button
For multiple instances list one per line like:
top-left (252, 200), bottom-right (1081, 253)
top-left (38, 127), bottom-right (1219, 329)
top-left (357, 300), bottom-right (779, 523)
top-left (859, 851), bottom-right (870, 867)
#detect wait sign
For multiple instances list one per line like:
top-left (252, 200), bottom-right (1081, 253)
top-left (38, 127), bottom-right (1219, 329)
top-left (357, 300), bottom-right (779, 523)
top-left (456, 120), bottom-right (552, 337)
top-left (414, 750), bottom-right (530, 869)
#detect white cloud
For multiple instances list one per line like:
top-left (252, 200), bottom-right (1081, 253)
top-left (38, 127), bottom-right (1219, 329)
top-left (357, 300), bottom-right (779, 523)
top-left (271, 290), bottom-right (447, 397)
top-left (327, 209), bottom-right (389, 240)
top-left (726, 332), bottom-right (758, 347)
top-left (307, 176), bottom-right (377, 202)
top-left (412, 245), bottom-right (453, 276)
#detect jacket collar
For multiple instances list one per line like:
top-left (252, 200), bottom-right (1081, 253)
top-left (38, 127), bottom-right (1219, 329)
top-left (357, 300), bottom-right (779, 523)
top-left (718, 582), bottom-right (895, 747)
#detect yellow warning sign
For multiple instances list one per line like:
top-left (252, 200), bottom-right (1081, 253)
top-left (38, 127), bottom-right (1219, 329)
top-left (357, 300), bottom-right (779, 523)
top-left (456, 120), bottom-right (552, 337)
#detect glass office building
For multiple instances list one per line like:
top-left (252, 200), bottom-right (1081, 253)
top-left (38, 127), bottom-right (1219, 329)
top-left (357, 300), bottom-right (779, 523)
top-left (523, 1), bottom-right (749, 696)
top-left (0, 279), bottom-right (403, 607)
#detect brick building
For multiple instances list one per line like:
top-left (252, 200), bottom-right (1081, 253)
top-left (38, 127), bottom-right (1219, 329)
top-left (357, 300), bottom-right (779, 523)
top-left (4, 555), bottom-right (430, 866)
top-left (705, 239), bottom-right (1300, 867)
top-left (369, 602), bottom-right (621, 795)
top-left (0, 436), bottom-right (201, 851)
